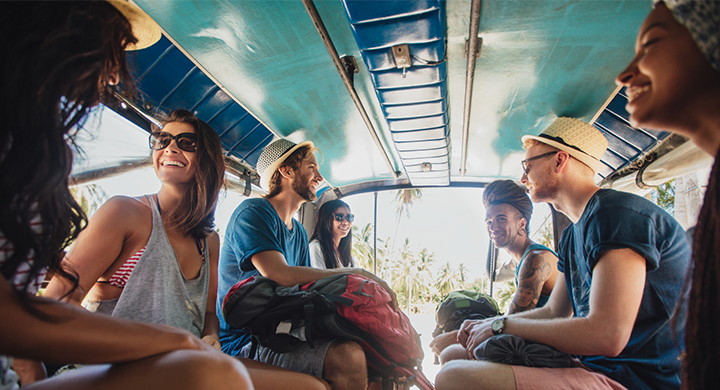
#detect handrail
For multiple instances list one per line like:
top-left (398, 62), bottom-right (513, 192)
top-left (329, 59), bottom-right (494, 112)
top-left (460, 0), bottom-right (482, 176)
top-left (302, 0), bottom-right (399, 178)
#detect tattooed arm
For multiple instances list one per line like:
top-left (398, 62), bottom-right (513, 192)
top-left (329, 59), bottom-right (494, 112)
top-left (508, 250), bottom-right (557, 314)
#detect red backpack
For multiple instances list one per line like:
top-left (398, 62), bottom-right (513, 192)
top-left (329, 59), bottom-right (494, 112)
top-left (222, 273), bottom-right (434, 390)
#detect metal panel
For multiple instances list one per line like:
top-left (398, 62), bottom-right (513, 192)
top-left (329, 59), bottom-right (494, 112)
top-left (343, 0), bottom-right (449, 186)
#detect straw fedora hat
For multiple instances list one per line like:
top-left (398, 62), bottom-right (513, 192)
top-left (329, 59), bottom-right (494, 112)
top-left (521, 117), bottom-right (608, 173)
top-left (256, 138), bottom-right (315, 190)
top-left (109, 0), bottom-right (162, 51)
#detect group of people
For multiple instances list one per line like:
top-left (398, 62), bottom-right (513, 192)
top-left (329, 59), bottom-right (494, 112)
top-left (1, 1), bottom-right (719, 390)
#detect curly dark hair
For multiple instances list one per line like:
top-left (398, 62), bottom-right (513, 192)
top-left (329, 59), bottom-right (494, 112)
top-left (311, 199), bottom-right (354, 269)
top-left (482, 179), bottom-right (533, 233)
top-left (153, 109), bottom-right (225, 239)
top-left (0, 1), bottom-right (136, 301)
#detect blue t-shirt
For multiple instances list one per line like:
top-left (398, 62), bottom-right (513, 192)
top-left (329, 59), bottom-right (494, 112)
top-left (514, 243), bottom-right (557, 308)
top-left (216, 197), bottom-right (310, 355)
top-left (557, 189), bottom-right (689, 390)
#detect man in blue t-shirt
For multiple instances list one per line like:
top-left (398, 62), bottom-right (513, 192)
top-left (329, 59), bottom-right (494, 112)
top-left (436, 118), bottom-right (689, 390)
top-left (217, 138), bottom-right (396, 390)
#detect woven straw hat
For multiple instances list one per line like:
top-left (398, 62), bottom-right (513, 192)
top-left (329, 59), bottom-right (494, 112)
top-left (521, 117), bottom-right (608, 173)
top-left (109, 0), bottom-right (162, 51)
top-left (256, 138), bottom-right (315, 190)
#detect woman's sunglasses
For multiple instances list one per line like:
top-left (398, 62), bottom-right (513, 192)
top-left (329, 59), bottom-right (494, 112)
top-left (332, 213), bottom-right (355, 223)
top-left (149, 131), bottom-right (198, 153)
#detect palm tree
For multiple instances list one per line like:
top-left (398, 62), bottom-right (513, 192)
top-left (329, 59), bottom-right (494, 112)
top-left (457, 263), bottom-right (468, 285)
top-left (352, 223), bottom-right (375, 271)
top-left (435, 261), bottom-right (459, 298)
top-left (390, 189), bottom-right (422, 251)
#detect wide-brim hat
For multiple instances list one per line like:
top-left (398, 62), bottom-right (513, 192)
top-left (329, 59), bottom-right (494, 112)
top-left (521, 117), bottom-right (608, 173)
top-left (257, 138), bottom-right (315, 190)
top-left (109, 0), bottom-right (162, 51)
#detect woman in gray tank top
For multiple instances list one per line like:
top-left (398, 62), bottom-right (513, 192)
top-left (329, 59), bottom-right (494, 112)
top-left (44, 109), bottom-right (330, 389)
top-left (46, 109), bottom-right (225, 347)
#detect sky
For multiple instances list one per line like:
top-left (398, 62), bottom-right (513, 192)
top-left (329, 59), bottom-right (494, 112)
top-left (77, 106), bottom-right (553, 285)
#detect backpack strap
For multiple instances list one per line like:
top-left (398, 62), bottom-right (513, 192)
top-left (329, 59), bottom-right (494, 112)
top-left (304, 302), bottom-right (315, 348)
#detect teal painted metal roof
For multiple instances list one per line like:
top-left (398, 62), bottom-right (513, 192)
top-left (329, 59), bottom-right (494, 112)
top-left (115, 0), bottom-right (656, 191)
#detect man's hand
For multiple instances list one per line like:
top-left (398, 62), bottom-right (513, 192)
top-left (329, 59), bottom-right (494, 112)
top-left (430, 330), bottom-right (459, 356)
top-left (457, 318), bottom-right (494, 359)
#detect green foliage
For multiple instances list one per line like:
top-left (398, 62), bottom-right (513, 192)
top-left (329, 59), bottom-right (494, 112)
top-left (536, 221), bottom-right (554, 250)
top-left (70, 184), bottom-right (108, 217)
top-left (652, 179), bottom-right (675, 215)
top-left (495, 281), bottom-right (517, 314)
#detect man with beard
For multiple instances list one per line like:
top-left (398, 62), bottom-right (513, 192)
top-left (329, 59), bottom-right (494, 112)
top-left (435, 118), bottom-right (690, 390)
top-left (217, 138), bottom-right (394, 390)
top-left (430, 180), bottom-right (559, 363)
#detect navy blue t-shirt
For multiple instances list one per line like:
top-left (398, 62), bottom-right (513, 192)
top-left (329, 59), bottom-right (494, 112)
top-left (557, 189), bottom-right (689, 390)
top-left (216, 198), bottom-right (310, 356)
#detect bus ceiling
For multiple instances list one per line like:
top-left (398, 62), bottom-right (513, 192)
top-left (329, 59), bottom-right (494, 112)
top-left (79, 0), bottom-right (709, 199)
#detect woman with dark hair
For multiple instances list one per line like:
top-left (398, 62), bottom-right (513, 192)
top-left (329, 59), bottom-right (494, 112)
top-left (45, 109), bottom-right (226, 348)
top-left (616, 1), bottom-right (720, 389)
top-left (0, 2), bottom-right (255, 390)
top-left (309, 200), bottom-right (355, 270)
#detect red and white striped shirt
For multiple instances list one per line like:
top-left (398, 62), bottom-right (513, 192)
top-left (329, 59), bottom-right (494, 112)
top-left (106, 247), bottom-right (145, 288)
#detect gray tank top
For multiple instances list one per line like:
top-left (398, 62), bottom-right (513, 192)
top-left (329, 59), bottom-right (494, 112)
top-left (86, 195), bottom-right (209, 338)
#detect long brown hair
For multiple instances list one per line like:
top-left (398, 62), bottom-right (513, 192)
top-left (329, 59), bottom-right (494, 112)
top-left (311, 199), bottom-right (354, 268)
top-left (154, 109), bottom-right (225, 239)
top-left (0, 1), bottom-right (136, 299)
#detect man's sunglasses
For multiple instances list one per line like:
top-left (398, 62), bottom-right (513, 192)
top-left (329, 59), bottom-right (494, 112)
top-left (149, 131), bottom-right (198, 153)
top-left (332, 213), bottom-right (355, 223)
top-left (521, 151), bottom-right (558, 174)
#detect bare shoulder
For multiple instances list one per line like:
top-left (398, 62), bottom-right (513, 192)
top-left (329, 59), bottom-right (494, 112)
top-left (527, 249), bottom-right (558, 264)
top-left (86, 195), bottom-right (151, 231)
top-left (207, 230), bottom-right (220, 251)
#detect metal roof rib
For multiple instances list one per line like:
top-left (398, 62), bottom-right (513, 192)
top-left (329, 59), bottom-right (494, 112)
top-left (342, 0), bottom-right (449, 186)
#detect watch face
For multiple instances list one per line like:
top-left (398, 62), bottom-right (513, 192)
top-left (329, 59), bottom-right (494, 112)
top-left (492, 318), bottom-right (504, 334)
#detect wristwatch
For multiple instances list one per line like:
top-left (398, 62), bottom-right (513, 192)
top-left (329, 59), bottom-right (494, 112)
top-left (491, 317), bottom-right (506, 335)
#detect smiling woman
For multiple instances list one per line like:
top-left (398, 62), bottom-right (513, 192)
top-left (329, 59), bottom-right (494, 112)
top-left (616, 1), bottom-right (720, 389)
top-left (46, 109), bottom-right (225, 344)
top-left (310, 199), bottom-right (356, 270)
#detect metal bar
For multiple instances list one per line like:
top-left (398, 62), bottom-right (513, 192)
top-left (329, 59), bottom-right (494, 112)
top-left (460, 0), bottom-right (482, 176)
top-left (111, 89), bottom-right (162, 127)
top-left (302, 0), bottom-right (398, 178)
top-left (70, 158), bottom-right (152, 186)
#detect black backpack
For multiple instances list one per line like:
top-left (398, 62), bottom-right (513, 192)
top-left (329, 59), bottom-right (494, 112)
top-left (432, 290), bottom-right (501, 337)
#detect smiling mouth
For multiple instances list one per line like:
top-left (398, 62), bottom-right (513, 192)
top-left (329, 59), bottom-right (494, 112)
top-left (162, 161), bottom-right (186, 167)
top-left (626, 85), bottom-right (650, 103)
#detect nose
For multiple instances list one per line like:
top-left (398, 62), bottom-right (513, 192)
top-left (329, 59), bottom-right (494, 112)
top-left (315, 171), bottom-right (324, 182)
top-left (616, 58), bottom-right (638, 86)
top-left (520, 171), bottom-right (528, 184)
top-left (163, 139), bottom-right (181, 153)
